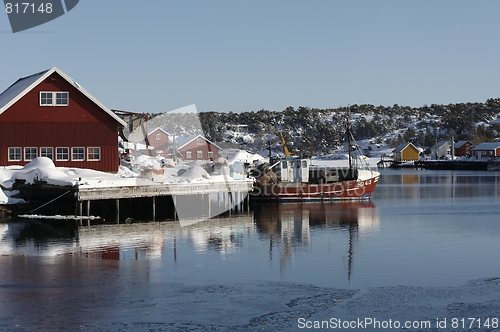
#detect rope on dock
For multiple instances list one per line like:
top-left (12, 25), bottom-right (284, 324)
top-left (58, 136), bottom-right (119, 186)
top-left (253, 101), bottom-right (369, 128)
top-left (29, 187), bottom-right (77, 213)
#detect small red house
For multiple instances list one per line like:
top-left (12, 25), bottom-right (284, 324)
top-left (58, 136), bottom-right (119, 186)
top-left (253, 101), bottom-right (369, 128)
top-left (0, 67), bottom-right (127, 172)
top-left (176, 134), bottom-right (220, 161)
top-left (147, 127), bottom-right (170, 157)
top-left (454, 140), bottom-right (473, 157)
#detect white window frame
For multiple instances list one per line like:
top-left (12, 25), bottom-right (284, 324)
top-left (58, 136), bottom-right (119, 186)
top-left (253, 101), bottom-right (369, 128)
top-left (156, 133), bottom-right (161, 140)
top-left (40, 92), bottom-right (53, 106)
top-left (8, 147), bottom-right (22, 161)
top-left (56, 147), bottom-right (69, 161)
top-left (40, 147), bottom-right (53, 160)
top-left (55, 92), bottom-right (69, 106)
top-left (185, 151), bottom-right (192, 159)
top-left (207, 151), bottom-right (214, 159)
top-left (24, 147), bottom-right (37, 161)
top-left (197, 137), bottom-right (203, 145)
top-left (196, 150), bottom-right (203, 159)
top-left (72, 147), bottom-right (85, 161)
top-left (87, 147), bottom-right (101, 161)
top-left (40, 91), bottom-right (69, 106)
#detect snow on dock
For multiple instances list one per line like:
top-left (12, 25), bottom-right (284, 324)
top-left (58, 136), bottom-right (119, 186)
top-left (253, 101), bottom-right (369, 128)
top-left (1, 157), bottom-right (253, 221)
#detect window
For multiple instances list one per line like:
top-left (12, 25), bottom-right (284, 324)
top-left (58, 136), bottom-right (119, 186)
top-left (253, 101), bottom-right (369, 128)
top-left (197, 137), bottom-right (203, 145)
top-left (56, 147), bottom-right (69, 161)
top-left (197, 151), bottom-right (203, 159)
top-left (8, 147), bottom-right (21, 161)
top-left (185, 151), bottom-right (192, 159)
top-left (87, 147), bottom-right (100, 161)
top-left (72, 147), bottom-right (85, 161)
top-left (40, 91), bottom-right (68, 106)
top-left (207, 151), bottom-right (214, 159)
top-left (24, 147), bottom-right (37, 161)
top-left (55, 92), bottom-right (68, 105)
top-left (156, 133), bottom-right (161, 140)
top-left (282, 161), bottom-right (288, 168)
top-left (40, 92), bottom-right (53, 105)
top-left (40, 147), bottom-right (53, 160)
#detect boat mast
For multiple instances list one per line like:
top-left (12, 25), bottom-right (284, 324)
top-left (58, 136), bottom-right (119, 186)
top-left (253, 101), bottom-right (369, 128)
top-left (347, 107), bottom-right (353, 171)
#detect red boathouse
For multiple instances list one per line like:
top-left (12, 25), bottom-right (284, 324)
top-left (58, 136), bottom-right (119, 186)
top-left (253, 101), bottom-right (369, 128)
top-left (0, 67), bottom-right (126, 172)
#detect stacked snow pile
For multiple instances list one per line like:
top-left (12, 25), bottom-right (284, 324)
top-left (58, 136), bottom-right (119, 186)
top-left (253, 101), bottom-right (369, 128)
top-left (0, 157), bottom-right (78, 188)
top-left (220, 148), bottom-right (265, 165)
top-left (178, 165), bottom-right (210, 183)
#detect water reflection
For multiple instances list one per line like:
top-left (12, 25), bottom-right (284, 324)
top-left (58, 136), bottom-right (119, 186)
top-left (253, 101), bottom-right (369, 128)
top-left (1, 202), bottom-right (379, 274)
top-left (253, 201), bottom-right (379, 280)
top-left (377, 170), bottom-right (500, 200)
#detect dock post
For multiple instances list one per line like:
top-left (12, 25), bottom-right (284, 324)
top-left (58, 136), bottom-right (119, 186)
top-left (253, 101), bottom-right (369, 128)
top-left (236, 192), bottom-right (240, 212)
top-left (152, 196), bottom-right (156, 221)
top-left (208, 194), bottom-right (211, 218)
top-left (246, 192), bottom-right (250, 211)
top-left (116, 199), bottom-right (120, 223)
top-left (86, 200), bottom-right (91, 226)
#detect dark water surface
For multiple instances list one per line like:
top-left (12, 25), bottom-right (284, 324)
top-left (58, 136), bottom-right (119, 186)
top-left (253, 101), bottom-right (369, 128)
top-left (2, 169), bottom-right (499, 290)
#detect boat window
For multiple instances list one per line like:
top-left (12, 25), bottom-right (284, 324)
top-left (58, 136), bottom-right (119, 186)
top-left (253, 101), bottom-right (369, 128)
top-left (302, 160), bottom-right (308, 168)
top-left (282, 161), bottom-right (287, 169)
top-left (296, 161), bottom-right (301, 168)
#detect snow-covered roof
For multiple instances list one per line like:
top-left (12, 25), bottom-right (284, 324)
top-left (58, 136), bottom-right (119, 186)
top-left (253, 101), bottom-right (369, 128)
top-left (176, 134), bottom-right (221, 150)
top-left (471, 142), bottom-right (500, 151)
top-left (392, 142), bottom-right (417, 153)
top-left (454, 140), bottom-right (471, 149)
top-left (431, 140), bottom-right (451, 148)
top-left (148, 127), bottom-right (170, 136)
top-left (0, 66), bottom-right (127, 127)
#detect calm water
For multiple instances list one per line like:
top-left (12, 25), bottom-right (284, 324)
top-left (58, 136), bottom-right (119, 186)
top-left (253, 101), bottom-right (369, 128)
top-left (1, 169), bottom-right (500, 289)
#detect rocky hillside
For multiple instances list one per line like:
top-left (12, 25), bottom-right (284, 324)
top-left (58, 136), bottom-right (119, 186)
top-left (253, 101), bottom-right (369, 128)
top-left (147, 99), bottom-right (500, 158)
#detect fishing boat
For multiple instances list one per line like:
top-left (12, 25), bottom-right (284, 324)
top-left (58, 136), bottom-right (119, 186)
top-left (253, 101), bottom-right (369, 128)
top-left (249, 116), bottom-right (380, 201)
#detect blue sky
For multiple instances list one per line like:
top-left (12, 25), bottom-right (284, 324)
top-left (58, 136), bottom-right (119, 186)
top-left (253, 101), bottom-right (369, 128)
top-left (1, 1), bottom-right (500, 113)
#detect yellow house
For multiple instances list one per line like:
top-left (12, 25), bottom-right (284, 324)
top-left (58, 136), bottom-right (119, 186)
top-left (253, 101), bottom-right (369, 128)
top-left (392, 142), bottom-right (420, 162)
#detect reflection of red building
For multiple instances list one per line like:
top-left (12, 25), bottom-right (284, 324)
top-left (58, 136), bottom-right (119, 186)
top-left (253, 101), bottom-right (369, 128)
top-left (176, 134), bottom-right (220, 161)
top-left (0, 67), bottom-right (126, 172)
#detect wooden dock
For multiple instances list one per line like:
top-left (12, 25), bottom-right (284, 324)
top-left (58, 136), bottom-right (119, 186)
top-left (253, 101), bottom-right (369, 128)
top-left (76, 180), bottom-right (254, 201)
top-left (75, 180), bottom-right (254, 222)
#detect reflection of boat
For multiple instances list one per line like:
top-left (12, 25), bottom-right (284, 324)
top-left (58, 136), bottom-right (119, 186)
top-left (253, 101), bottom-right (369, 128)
top-left (249, 117), bottom-right (380, 201)
top-left (254, 201), bottom-right (379, 231)
top-left (253, 201), bottom-right (379, 280)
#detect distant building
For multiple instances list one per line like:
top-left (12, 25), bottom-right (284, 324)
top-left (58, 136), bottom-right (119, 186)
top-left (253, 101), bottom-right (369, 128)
top-left (454, 140), bottom-right (473, 157)
top-left (471, 142), bottom-right (500, 159)
top-left (147, 127), bottom-right (170, 157)
top-left (430, 140), bottom-right (452, 159)
top-left (0, 67), bottom-right (126, 172)
top-left (392, 142), bottom-right (420, 162)
top-left (176, 134), bottom-right (220, 161)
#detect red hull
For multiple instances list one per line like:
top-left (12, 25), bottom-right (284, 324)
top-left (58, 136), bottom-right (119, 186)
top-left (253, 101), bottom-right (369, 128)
top-left (250, 173), bottom-right (379, 201)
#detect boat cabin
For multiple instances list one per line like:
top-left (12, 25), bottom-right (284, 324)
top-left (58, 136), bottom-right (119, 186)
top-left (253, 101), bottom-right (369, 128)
top-left (275, 158), bottom-right (359, 184)
top-left (278, 158), bottom-right (310, 183)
